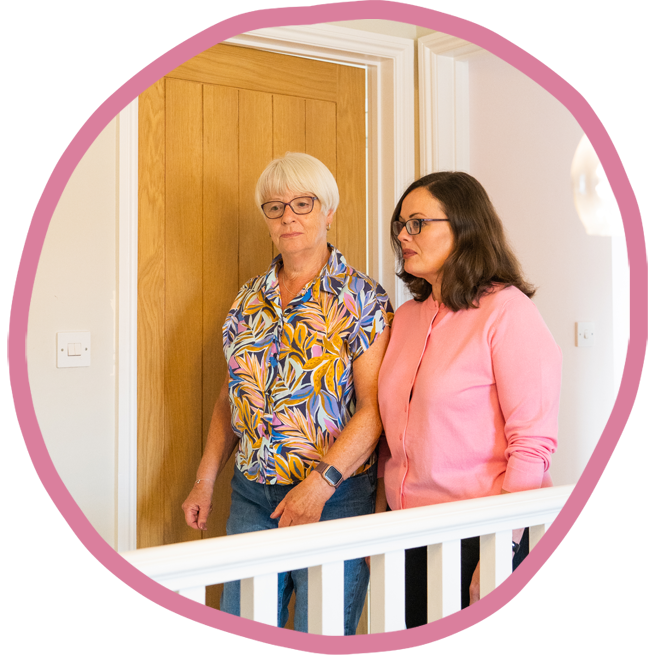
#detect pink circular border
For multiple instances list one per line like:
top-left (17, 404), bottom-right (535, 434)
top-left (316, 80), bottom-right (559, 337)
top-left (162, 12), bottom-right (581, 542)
top-left (8, 0), bottom-right (655, 655)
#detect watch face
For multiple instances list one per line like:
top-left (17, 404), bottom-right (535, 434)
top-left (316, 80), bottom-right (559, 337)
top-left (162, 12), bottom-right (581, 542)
top-left (324, 466), bottom-right (342, 486)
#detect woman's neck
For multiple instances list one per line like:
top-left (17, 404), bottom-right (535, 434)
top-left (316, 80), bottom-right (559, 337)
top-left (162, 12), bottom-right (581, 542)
top-left (431, 274), bottom-right (443, 304)
top-left (281, 245), bottom-right (330, 285)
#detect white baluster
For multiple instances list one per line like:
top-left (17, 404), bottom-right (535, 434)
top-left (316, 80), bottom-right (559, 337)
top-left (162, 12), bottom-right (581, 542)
top-left (308, 561), bottom-right (344, 635)
top-left (241, 573), bottom-right (278, 626)
top-left (178, 586), bottom-right (206, 604)
top-left (370, 550), bottom-right (405, 633)
top-left (427, 540), bottom-right (461, 621)
top-left (479, 530), bottom-right (512, 598)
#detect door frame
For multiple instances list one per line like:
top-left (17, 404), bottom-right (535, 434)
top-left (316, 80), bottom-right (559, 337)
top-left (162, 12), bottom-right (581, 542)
top-left (417, 33), bottom-right (483, 175)
top-left (116, 24), bottom-right (415, 552)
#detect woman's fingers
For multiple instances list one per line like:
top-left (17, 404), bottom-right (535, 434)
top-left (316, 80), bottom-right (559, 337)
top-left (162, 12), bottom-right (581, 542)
top-left (182, 502), bottom-right (200, 529)
top-left (271, 475), bottom-right (333, 527)
top-left (270, 499), bottom-right (286, 520)
top-left (182, 488), bottom-right (213, 530)
top-left (197, 503), bottom-right (213, 531)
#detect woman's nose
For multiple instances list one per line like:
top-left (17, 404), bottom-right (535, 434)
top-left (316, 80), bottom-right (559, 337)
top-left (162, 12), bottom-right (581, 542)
top-left (281, 205), bottom-right (296, 222)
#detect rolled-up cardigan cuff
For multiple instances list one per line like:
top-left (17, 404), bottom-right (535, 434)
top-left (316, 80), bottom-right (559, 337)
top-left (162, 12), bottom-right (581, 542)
top-left (502, 456), bottom-right (547, 492)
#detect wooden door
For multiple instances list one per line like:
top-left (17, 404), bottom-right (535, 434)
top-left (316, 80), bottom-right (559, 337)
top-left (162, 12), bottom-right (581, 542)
top-left (137, 43), bottom-right (366, 617)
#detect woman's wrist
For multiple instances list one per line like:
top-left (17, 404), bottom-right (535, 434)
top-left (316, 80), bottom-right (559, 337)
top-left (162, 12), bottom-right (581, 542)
top-left (307, 469), bottom-right (337, 498)
top-left (194, 476), bottom-right (216, 489)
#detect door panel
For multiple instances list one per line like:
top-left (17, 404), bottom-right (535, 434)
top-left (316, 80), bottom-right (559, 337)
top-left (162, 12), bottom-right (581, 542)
top-left (306, 99), bottom-right (337, 175)
top-left (273, 94), bottom-right (307, 156)
top-left (138, 42), bottom-right (367, 627)
top-left (202, 85), bottom-right (239, 463)
top-left (202, 84), bottom-right (241, 610)
top-left (164, 78), bottom-right (205, 545)
top-left (238, 89), bottom-right (275, 284)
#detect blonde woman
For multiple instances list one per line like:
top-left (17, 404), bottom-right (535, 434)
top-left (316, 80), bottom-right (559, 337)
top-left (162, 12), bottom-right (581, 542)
top-left (182, 153), bottom-right (393, 633)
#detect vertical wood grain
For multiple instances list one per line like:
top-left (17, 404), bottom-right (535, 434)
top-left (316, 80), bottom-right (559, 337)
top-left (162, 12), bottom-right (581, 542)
top-left (239, 89), bottom-right (274, 285)
top-left (137, 79), bottom-right (166, 549)
top-left (202, 83), bottom-right (240, 609)
top-left (273, 94), bottom-right (306, 157)
top-left (306, 99), bottom-right (338, 250)
top-left (164, 78), bottom-right (204, 545)
top-left (272, 94), bottom-right (306, 260)
top-left (335, 66), bottom-right (367, 273)
top-left (306, 99), bottom-right (337, 177)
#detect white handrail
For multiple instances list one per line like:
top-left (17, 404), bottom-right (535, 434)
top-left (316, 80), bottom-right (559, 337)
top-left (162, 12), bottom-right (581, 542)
top-left (122, 485), bottom-right (573, 594)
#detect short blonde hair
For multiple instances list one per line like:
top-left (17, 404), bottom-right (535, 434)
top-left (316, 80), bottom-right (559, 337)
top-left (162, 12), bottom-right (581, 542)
top-left (255, 152), bottom-right (339, 216)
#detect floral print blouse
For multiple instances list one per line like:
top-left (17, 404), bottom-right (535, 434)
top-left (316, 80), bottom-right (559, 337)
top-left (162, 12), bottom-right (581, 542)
top-left (223, 245), bottom-right (394, 484)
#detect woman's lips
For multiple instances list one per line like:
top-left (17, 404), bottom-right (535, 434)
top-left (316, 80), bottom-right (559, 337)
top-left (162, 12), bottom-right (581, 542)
top-left (281, 232), bottom-right (303, 238)
top-left (402, 249), bottom-right (417, 258)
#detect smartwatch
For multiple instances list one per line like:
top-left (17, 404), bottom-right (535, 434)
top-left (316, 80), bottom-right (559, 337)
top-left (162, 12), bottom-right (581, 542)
top-left (315, 461), bottom-right (343, 488)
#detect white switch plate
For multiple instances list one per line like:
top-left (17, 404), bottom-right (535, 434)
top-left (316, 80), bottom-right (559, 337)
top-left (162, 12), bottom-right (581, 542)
top-left (57, 332), bottom-right (91, 367)
top-left (575, 322), bottom-right (595, 348)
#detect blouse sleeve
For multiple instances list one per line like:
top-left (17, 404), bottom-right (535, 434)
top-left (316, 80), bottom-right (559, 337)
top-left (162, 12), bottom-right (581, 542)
top-left (489, 293), bottom-right (562, 492)
top-left (347, 280), bottom-right (394, 360)
top-left (222, 281), bottom-right (253, 357)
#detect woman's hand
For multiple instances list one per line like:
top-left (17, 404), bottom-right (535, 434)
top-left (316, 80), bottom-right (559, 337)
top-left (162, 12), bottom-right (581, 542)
top-left (182, 481), bottom-right (214, 531)
top-left (270, 471), bottom-right (335, 528)
top-left (469, 560), bottom-right (481, 605)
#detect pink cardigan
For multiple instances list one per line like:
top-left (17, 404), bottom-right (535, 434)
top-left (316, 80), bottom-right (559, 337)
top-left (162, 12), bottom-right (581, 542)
top-left (378, 285), bottom-right (562, 510)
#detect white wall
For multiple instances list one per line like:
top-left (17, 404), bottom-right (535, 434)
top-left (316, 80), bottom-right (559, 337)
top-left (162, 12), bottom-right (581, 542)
top-left (468, 53), bottom-right (615, 485)
top-left (27, 119), bottom-right (118, 548)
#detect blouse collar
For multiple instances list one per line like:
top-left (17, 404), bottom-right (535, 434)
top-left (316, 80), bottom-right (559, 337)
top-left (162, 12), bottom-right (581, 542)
top-left (261, 243), bottom-right (350, 302)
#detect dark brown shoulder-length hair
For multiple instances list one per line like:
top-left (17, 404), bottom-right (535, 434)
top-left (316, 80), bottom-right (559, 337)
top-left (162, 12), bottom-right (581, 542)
top-left (391, 171), bottom-right (535, 310)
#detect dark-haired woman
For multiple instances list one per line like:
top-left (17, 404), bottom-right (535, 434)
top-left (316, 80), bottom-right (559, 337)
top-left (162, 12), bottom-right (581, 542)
top-left (376, 172), bottom-right (562, 627)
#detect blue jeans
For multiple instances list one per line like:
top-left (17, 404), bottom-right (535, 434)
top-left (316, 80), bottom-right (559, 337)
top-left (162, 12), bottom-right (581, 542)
top-left (221, 463), bottom-right (377, 634)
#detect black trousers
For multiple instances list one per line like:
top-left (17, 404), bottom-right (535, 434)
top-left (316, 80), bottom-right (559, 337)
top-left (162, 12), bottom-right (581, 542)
top-left (404, 528), bottom-right (530, 628)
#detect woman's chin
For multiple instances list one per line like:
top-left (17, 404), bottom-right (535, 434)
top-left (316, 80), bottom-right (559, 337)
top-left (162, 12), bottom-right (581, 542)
top-left (277, 239), bottom-right (304, 254)
top-left (403, 263), bottom-right (421, 278)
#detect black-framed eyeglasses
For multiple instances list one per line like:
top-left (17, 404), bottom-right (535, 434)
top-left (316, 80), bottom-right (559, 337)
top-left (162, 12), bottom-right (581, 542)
top-left (261, 196), bottom-right (319, 219)
top-left (392, 218), bottom-right (450, 236)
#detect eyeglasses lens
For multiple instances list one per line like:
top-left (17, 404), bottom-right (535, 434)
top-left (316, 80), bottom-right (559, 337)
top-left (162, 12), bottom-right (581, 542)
top-left (263, 197), bottom-right (314, 219)
top-left (290, 198), bottom-right (313, 214)
top-left (393, 220), bottom-right (420, 236)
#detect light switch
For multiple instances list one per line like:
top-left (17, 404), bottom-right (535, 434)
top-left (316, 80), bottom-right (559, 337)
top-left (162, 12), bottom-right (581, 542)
top-left (575, 322), bottom-right (595, 348)
top-left (57, 332), bottom-right (91, 367)
top-left (67, 343), bottom-right (82, 356)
